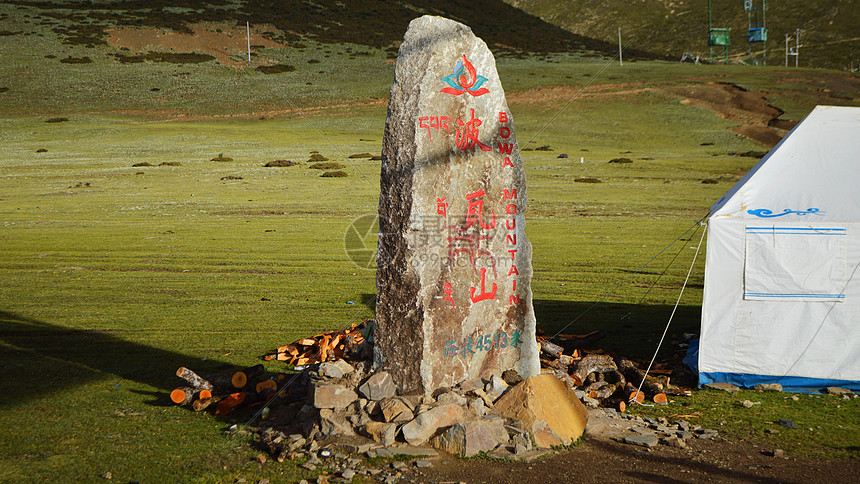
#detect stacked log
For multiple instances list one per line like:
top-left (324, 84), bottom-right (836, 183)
top-left (263, 320), bottom-right (369, 365)
top-left (537, 336), bottom-right (689, 411)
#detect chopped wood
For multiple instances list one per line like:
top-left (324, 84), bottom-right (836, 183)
top-left (215, 392), bottom-right (247, 415)
top-left (193, 395), bottom-right (225, 412)
top-left (653, 393), bottom-right (669, 405)
top-left (256, 379), bottom-right (278, 393)
top-left (232, 364), bottom-right (265, 389)
top-left (170, 387), bottom-right (197, 406)
top-left (176, 367), bottom-right (214, 391)
top-left (629, 391), bottom-right (645, 404)
top-left (571, 354), bottom-right (617, 385)
top-left (618, 359), bottom-right (664, 395)
top-left (263, 321), bottom-right (369, 365)
top-left (538, 339), bottom-right (564, 359)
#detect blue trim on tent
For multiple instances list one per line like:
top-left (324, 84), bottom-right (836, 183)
top-left (744, 292), bottom-right (845, 299)
top-left (699, 372), bottom-right (860, 394)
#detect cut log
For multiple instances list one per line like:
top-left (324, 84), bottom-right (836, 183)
top-left (618, 359), bottom-right (664, 395)
top-left (170, 386), bottom-right (197, 406)
top-left (585, 382), bottom-right (616, 401)
top-left (571, 354), bottom-right (617, 387)
top-left (296, 338), bottom-right (316, 346)
top-left (653, 393), bottom-right (668, 405)
top-left (256, 379), bottom-right (278, 393)
top-left (629, 391), bottom-right (645, 404)
top-left (232, 364), bottom-right (265, 389)
top-left (539, 339), bottom-right (564, 359)
top-left (605, 398), bottom-right (627, 413)
top-left (176, 367), bottom-right (214, 391)
top-left (193, 395), bottom-right (226, 412)
top-left (202, 373), bottom-right (235, 394)
top-left (215, 392), bottom-right (247, 415)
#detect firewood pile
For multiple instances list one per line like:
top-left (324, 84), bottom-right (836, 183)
top-left (262, 321), bottom-right (370, 365)
top-left (537, 333), bottom-right (691, 412)
top-left (167, 321), bottom-right (694, 466)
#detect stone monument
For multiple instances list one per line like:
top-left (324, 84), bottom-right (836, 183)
top-left (375, 15), bottom-right (540, 395)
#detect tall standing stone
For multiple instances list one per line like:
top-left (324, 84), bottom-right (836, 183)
top-left (375, 15), bottom-right (539, 395)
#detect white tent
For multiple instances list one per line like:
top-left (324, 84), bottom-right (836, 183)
top-left (699, 105), bottom-right (860, 392)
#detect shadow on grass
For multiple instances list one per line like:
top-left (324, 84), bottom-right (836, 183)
top-left (360, 294), bottom-right (701, 359)
top-left (534, 299), bottom-right (701, 360)
top-left (0, 310), bottom-right (231, 407)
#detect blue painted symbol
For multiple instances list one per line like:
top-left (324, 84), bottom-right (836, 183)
top-left (747, 208), bottom-right (824, 218)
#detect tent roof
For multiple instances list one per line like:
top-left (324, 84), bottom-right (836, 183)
top-left (710, 106), bottom-right (860, 223)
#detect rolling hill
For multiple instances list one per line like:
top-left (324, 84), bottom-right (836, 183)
top-left (503, 0), bottom-right (859, 70)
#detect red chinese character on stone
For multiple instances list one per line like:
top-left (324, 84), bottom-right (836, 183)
top-left (455, 108), bottom-right (492, 152)
top-left (443, 281), bottom-right (455, 309)
top-left (470, 267), bottom-right (497, 303)
top-left (436, 197), bottom-right (448, 218)
top-left (465, 190), bottom-right (495, 230)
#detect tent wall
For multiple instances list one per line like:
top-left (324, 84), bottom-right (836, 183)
top-left (700, 218), bottom-right (860, 392)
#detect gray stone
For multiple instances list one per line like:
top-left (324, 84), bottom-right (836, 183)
top-left (385, 446), bottom-right (438, 457)
top-left (341, 469), bottom-right (356, 480)
top-left (459, 378), bottom-right (485, 394)
top-left (301, 462), bottom-right (317, 471)
top-left (696, 429), bottom-right (719, 439)
top-left (401, 404), bottom-right (468, 446)
top-left (511, 431), bottom-right (532, 451)
top-left (431, 418), bottom-right (509, 457)
top-left (778, 418), bottom-right (798, 429)
top-left (663, 437), bottom-right (687, 448)
top-left (753, 383), bottom-right (783, 392)
top-left (825, 387), bottom-right (854, 396)
top-left (623, 435), bottom-right (659, 448)
top-left (485, 374), bottom-right (508, 400)
top-left (436, 391), bottom-right (467, 406)
top-left (313, 384), bottom-right (358, 409)
top-left (468, 396), bottom-right (487, 416)
top-left (399, 394), bottom-right (425, 410)
top-left (319, 360), bottom-right (355, 379)
top-left (414, 460), bottom-right (432, 468)
top-left (360, 422), bottom-right (398, 447)
top-left (374, 14), bottom-right (540, 395)
top-left (357, 372), bottom-right (397, 401)
top-left (677, 431), bottom-right (694, 440)
top-left (379, 397), bottom-right (414, 423)
top-left (704, 382), bottom-right (740, 393)
top-left (319, 409), bottom-right (357, 437)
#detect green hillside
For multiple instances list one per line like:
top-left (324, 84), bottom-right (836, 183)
top-left (504, 0), bottom-right (859, 70)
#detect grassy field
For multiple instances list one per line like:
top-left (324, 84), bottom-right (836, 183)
top-left (1, 3), bottom-right (859, 482)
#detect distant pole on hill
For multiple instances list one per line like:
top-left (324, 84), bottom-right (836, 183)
top-left (247, 22), bottom-right (251, 62)
top-left (618, 27), bottom-right (623, 66)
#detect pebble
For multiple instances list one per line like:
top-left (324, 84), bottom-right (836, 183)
top-left (415, 460), bottom-right (432, 468)
top-left (778, 419), bottom-right (798, 429)
top-left (301, 462), bottom-right (317, 471)
top-left (341, 469), bottom-right (356, 480)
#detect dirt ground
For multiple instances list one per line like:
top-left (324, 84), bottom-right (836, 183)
top-left (105, 22), bottom-right (287, 67)
top-left (396, 411), bottom-right (859, 484)
top-left (509, 81), bottom-right (794, 148)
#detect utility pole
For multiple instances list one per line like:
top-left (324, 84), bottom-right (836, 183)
top-left (795, 28), bottom-right (801, 67)
top-left (246, 21), bottom-right (251, 62)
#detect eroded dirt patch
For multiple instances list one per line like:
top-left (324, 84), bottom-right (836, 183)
top-left (105, 22), bottom-right (287, 67)
top-left (508, 81), bottom-right (794, 147)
